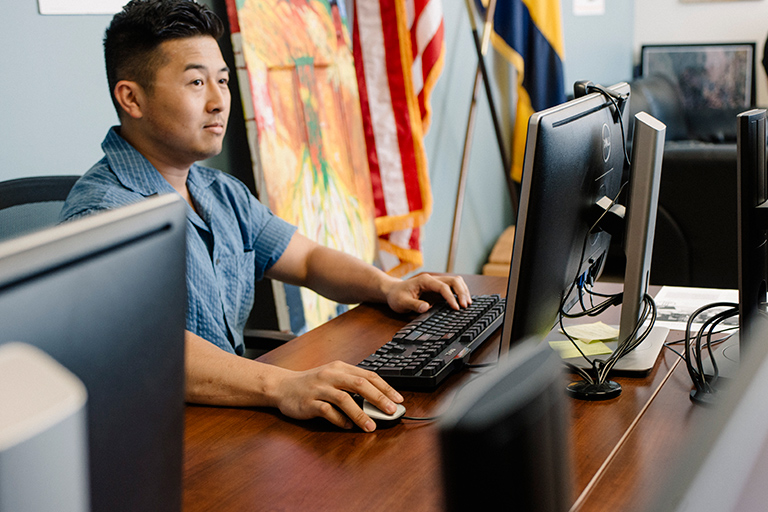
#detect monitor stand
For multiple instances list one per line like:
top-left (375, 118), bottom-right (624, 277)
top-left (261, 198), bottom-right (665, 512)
top-left (556, 324), bottom-right (670, 376)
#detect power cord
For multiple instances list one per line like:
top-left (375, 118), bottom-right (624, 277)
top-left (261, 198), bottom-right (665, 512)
top-left (556, 176), bottom-right (659, 399)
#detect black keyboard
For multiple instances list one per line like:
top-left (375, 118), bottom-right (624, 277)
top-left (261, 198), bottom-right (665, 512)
top-left (357, 294), bottom-right (505, 389)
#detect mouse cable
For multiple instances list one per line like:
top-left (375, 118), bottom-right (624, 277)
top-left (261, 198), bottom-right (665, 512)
top-left (401, 365), bottom-right (496, 422)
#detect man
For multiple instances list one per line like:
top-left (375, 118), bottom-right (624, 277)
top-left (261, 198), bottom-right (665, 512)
top-left (61, 0), bottom-right (471, 433)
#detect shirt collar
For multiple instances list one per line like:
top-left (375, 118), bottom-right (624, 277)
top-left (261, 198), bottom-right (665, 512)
top-left (101, 126), bottom-right (218, 197)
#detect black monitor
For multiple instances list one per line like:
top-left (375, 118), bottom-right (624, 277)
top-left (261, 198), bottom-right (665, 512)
top-left (439, 341), bottom-right (571, 512)
top-left (703, 109), bottom-right (768, 382)
top-left (737, 109), bottom-right (768, 348)
top-left (501, 82), bottom-right (629, 349)
top-left (500, 82), bottom-right (667, 400)
top-left (0, 195), bottom-right (187, 512)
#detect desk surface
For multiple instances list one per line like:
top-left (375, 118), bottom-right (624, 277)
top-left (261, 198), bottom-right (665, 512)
top-left (183, 275), bottom-right (704, 511)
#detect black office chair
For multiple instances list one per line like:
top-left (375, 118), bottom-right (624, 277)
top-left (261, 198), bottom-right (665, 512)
top-left (0, 175), bottom-right (81, 242)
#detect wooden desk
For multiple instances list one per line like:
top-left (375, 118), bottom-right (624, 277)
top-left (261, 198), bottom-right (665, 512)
top-left (183, 275), bottom-right (688, 511)
top-left (572, 337), bottom-right (709, 511)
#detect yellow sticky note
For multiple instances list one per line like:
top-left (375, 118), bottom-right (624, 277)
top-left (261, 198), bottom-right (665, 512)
top-left (549, 339), bottom-right (613, 360)
top-left (559, 322), bottom-right (619, 343)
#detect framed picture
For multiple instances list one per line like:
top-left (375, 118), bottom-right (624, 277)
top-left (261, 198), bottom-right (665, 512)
top-left (640, 42), bottom-right (756, 109)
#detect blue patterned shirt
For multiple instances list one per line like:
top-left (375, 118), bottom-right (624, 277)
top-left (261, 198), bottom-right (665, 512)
top-left (60, 127), bottom-right (296, 355)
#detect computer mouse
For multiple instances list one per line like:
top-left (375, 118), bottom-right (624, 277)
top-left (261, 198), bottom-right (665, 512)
top-left (362, 399), bottom-right (406, 427)
top-left (349, 393), bottom-right (406, 428)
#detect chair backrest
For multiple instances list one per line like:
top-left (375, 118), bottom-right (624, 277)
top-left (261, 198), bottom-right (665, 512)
top-left (0, 175), bottom-right (80, 242)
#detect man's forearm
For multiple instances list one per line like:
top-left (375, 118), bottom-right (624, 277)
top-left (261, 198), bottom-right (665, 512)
top-left (302, 244), bottom-right (398, 305)
top-left (184, 330), bottom-right (283, 407)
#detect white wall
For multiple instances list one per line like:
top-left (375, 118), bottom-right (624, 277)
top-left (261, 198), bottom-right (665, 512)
top-left (0, 3), bottom-right (117, 181)
top-left (561, 0), bottom-right (635, 91)
top-left (635, 0), bottom-right (768, 106)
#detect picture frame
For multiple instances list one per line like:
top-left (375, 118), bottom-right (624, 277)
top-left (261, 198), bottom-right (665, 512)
top-left (639, 42), bottom-right (756, 109)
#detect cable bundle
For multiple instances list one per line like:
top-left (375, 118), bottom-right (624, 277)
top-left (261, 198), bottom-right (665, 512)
top-left (557, 179), bottom-right (659, 399)
top-left (559, 283), bottom-right (657, 399)
top-left (676, 302), bottom-right (739, 405)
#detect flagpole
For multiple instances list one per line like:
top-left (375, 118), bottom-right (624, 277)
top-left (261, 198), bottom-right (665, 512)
top-left (469, 6), bottom-right (517, 208)
top-left (447, 0), bottom-right (512, 273)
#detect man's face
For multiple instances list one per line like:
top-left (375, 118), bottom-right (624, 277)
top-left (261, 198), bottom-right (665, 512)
top-left (139, 36), bottom-right (231, 169)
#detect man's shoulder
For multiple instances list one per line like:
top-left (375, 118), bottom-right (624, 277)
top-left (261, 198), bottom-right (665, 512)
top-left (60, 159), bottom-right (145, 222)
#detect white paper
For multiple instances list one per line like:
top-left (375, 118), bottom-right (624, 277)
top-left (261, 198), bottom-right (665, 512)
top-left (653, 286), bottom-right (739, 331)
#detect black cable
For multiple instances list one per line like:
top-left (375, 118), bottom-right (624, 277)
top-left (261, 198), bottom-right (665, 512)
top-left (597, 294), bottom-right (657, 382)
top-left (586, 84), bottom-right (631, 169)
top-left (691, 306), bottom-right (738, 392)
top-left (559, 182), bottom-right (627, 326)
top-left (401, 365), bottom-right (495, 422)
top-left (662, 327), bottom-right (736, 361)
top-left (681, 302), bottom-right (738, 397)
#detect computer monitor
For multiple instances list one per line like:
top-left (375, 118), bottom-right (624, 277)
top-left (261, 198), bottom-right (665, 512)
top-left (0, 195), bottom-right (188, 512)
top-left (703, 109), bottom-right (768, 382)
top-left (500, 82), bottom-right (667, 400)
top-left (439, 341), bottom-right (571, 512)
top-left (501, 82), bottom-right (630, 350)
top-left (737, 109), bottom-right (768, 348)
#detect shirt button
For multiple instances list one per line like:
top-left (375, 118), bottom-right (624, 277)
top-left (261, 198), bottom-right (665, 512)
top-left (216, 258), bottom-right (221, 265)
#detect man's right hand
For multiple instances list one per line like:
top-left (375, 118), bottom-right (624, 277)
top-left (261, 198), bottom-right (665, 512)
top-left (268, 361), bottom-right (403, 432)
top-left (184, 331), bottom-right (403, 432)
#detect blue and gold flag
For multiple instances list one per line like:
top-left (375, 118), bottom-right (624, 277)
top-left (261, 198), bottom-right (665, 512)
top-left (477, 0), bottom-right (566, 182)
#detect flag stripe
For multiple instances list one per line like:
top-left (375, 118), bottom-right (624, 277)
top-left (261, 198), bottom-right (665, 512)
top-left (491, 0), bottom-right (564, 111)
top-left (352, 8), bottom-right (387, 217)
top-left (356, 0), bottom-right (409, 219)
top-left (353, 0), bottom-right (443, 275)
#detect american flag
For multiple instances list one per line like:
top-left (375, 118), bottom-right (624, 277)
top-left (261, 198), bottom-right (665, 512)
top-left (352, 0), bottom-right (445, 276)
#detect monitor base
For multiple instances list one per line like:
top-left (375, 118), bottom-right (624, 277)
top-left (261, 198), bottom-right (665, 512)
top-left (566, 379), bottom-right (622, 401)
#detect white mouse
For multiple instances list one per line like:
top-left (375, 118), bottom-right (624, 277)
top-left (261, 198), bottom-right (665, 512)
top-left (362, 399), bottom-right (406, 425)
top-left (342, 393), bottom-right (406, 428)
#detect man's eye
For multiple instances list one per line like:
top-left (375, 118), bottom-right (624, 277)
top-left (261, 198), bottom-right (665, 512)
top-left (191, 79), bottom-right (203, 86)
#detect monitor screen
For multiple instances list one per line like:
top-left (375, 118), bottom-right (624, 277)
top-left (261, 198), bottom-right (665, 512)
top-left (640, 43), bottom-right (756, 110)
top-left (0, 195), bottom-right (187, 512)
top-left (501, 82), bottom-right (631, 352)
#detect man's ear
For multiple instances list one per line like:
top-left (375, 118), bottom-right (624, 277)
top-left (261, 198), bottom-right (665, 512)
top-left (113, 80), bottom-right (145, 119)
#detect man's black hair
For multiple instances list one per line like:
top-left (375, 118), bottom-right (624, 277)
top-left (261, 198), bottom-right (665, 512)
top-left (104, 0), bottom-right (225, 115)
